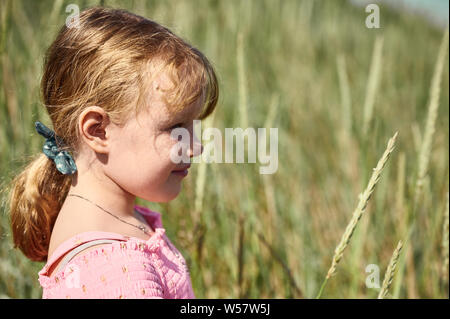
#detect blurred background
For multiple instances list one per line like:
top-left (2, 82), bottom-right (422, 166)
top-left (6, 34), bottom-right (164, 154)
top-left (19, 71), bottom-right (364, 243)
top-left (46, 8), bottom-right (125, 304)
top-left (0, 0), bottom-right (448, 298)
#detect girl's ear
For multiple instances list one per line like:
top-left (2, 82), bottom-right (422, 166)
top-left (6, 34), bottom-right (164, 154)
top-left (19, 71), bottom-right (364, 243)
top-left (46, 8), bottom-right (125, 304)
top-left (78, 106), bottom-right (111, 154)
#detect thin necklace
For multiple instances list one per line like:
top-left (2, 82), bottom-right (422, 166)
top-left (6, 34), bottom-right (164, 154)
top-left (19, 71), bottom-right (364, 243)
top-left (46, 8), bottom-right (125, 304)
top-left (67, 193), bottom-right (153, 236)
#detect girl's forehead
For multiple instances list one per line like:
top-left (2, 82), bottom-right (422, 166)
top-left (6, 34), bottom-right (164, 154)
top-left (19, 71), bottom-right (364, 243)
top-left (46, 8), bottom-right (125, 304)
top-left (143, 61), bottom-right (205, 123)
top-left (144, 92), bottom-right (204, 125)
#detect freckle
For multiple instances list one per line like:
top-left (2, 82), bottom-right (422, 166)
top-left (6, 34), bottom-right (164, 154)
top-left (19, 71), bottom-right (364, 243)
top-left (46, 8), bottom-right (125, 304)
top-left (122, 265), bottom-right (128, 273)
top-left (141, 288), bottom-right (146, 295)
top-left (82, 285), bottom-right (87, 293)
top-left (66, 295), bottom-right (70, 299)
top-left (55, 277), bottom-right (59, 283)
top-left (100, 275), bottom-right (106, 282)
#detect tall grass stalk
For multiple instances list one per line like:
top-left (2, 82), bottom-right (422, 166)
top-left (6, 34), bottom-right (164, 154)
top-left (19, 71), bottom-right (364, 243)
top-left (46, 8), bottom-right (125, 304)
top-left (337, 54), bottom-right (355, 181)
top-left (257, 232), bottom-right (303, 298)
top-left (261, 93), bottom-right (279, 243)
top-left (442, 192), bottom-right (449, 283)
top-left (411, 122), bottom-right (422, 154)
top-left (378, 240), bottom-right (404, 299)
top-left (237, 31), bottom-right (248, 130)
top-left (395, 152), bottom-right (406, 228)
top-left (237, 213), bottom-right (245, 298)
top-left (316, 131), bottom-right (398, 298)
top-left (392, 222), bottom-right (417, 298)
top-left (48, 0), bottom-right (64, 30)
top-left (194, 113), bottom-right (216, 222)
top-left (337, 54), bottom-right (352, 138)
top-left (414, 30), bottom-right (449, 209)
top-left (0, 0), bottom-right (10, 56)
top-left (264, 93), bottom-right (279, 131)
top-left (362, 36), bottom-right (384, 138)
top-left (1, 52), bottom-right (19, 140)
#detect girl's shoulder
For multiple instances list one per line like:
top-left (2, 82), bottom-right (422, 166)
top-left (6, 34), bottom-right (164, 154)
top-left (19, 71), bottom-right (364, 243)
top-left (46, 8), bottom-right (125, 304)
top-left (38, 205), bottom-right (166, 285)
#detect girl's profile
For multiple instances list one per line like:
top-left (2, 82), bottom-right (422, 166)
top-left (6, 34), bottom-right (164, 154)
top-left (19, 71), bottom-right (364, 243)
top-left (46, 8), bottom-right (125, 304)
top-left (7, 6), bottom-right (218, 299)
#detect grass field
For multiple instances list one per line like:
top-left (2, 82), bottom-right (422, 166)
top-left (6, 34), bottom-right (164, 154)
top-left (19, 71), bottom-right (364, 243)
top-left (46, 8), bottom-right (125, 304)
top-left (0, 0), bottom-right (448, 298)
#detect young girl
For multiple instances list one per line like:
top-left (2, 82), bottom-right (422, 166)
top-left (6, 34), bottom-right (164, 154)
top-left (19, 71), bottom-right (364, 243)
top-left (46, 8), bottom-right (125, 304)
top-left (7, 6), bottom-right (218, 299)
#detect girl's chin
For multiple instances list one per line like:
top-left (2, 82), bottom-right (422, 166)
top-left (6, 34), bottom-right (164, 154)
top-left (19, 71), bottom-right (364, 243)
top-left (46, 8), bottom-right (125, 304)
top-left (148, 188), bottom-right (181, 203)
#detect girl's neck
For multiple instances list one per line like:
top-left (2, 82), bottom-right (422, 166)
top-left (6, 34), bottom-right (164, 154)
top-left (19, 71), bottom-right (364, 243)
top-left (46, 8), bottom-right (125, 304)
top-left (66, 163), bottom-right (136, 218)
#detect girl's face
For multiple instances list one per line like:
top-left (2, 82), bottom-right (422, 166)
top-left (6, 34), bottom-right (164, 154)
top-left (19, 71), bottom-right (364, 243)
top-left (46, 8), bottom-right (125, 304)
top-left (104, 71), bottom-right (204, 203)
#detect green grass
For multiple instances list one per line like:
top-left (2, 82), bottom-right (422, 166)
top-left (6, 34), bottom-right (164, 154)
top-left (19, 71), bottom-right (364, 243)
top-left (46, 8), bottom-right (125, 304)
top-left (0, 0), bottom-right (448, 298)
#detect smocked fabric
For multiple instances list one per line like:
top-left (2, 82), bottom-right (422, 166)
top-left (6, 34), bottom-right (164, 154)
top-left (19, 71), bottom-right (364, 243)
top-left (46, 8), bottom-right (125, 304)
top-left (37, 205), bottom-right (195, 299)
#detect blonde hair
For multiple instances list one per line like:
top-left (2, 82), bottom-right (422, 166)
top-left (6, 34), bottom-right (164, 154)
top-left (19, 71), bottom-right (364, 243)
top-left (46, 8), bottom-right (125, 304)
top-left (6, 6), bottom-right (219, 262)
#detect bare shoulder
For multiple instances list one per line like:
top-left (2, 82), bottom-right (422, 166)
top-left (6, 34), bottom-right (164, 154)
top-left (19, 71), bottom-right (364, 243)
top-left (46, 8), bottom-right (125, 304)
top-left (46, 208), bottom-right (109, 278)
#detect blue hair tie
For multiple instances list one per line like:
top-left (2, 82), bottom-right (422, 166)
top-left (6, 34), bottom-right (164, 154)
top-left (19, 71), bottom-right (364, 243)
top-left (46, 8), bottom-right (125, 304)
top-left (34, 121), bottom-right (77, 175)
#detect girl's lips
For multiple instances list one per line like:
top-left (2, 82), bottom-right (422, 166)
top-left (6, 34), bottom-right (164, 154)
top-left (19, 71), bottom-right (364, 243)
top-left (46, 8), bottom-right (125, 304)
top-left (171, 169), bottom-right (189, 177)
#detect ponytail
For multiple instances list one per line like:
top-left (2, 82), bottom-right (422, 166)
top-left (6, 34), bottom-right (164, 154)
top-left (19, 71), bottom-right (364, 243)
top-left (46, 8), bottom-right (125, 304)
top-left (8, 154), bottom-right (72, 262)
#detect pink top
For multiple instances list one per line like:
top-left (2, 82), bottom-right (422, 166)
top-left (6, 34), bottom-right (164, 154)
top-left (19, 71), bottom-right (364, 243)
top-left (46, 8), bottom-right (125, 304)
top-left (38, 205), bottom-right (195, 299)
